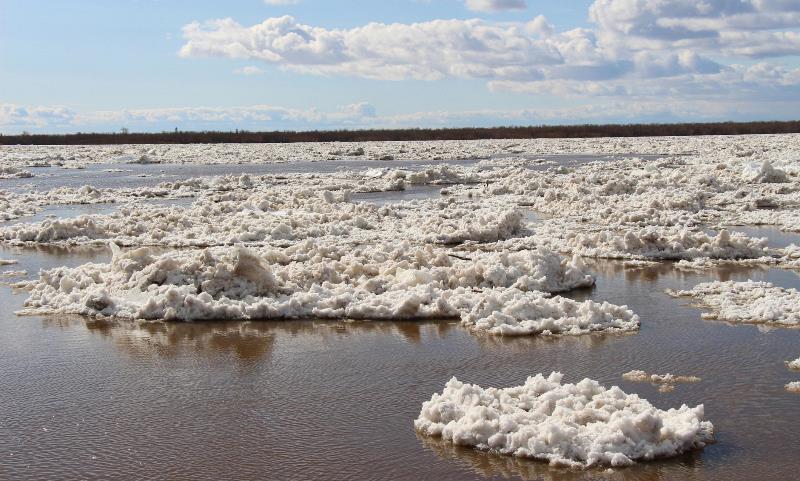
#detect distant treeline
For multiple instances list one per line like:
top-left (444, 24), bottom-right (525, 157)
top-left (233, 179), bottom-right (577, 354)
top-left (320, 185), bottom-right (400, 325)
top-left (3, 120), bottom-right (800, 145)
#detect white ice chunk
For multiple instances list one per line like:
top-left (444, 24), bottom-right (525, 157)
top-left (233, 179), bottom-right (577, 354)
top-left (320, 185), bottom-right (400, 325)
top-left (414, 373), bottom-right (714, 468)
top-left (668, 281), bottom-right (800, 326)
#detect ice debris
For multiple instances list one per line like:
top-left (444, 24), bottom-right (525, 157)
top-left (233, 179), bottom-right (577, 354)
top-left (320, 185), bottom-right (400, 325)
top-left (16, 243), bottom-right (638, 336)
top-left (0, 166), bottom-right (33, 179)
top-left (414, 373), bottom-right (714, 468)
top-left (622, 370), bottom-right (701, 392)
top-left (667, 281), bottom-right (800, 326)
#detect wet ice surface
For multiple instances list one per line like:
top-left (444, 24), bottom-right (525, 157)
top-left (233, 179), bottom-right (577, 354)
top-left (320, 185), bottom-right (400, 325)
top-left (1, 245), bottom-right (800, 480)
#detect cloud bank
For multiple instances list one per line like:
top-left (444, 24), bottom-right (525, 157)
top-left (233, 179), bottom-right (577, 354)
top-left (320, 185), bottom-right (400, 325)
top-left (178, 0), bottom-right (800, 103)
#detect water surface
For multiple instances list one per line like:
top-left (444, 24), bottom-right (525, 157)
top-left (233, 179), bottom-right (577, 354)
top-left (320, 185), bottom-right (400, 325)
top-left (1, 245), bottom-right (799, 480)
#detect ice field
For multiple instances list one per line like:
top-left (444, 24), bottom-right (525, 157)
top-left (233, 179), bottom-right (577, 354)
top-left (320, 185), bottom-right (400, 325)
top-left (1, 134), bottom-right (799, 479)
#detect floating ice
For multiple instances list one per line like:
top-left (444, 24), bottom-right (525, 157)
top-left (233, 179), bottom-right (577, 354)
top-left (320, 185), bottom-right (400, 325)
top-left (0, 166), bottom-right (33, 179)
top-left (16, 243), bottom-right (636, 337)
top-left (0, 258), bottom-right (18, 266)
top-left (0, 270), bottom-right (27, 278)
top-left (741, 160), bottom-right (788, 183)
top-left (566, 228), bottom-right (769, 261)
top-left (786, 382), bottom-right (800, 393)
top-left (414, 373), bottom-right (714, 468)
top-left (668, 281), bottom-right (800, 326)
top-left (622, 370), bottom-right (701, 392)
top-left (787, 356), bottom-right (800, 371)
top-left (462, 288), bottom-right (638, 336)
top-left (3, 134), bottom-right (799, 275)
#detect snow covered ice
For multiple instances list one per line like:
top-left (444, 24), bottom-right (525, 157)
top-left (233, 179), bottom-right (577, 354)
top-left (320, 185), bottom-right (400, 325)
top-left (414, 373), bottom-right (714, 468)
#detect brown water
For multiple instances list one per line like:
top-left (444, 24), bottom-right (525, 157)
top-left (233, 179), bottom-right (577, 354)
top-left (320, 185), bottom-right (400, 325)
top-left (1, 243), bottom-right (799, 480)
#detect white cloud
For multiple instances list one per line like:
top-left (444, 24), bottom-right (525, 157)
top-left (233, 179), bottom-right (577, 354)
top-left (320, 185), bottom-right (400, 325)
top-left (175, 1), bottom-right (800, 113)
top-left (263, 0), bottom-right (301, 5)
top-left (179, 16), bottom-right (563, 81)
top-left (464, 0), bottom-right (526, 13)
top-left (589, 0), bottom-right (800, 58)
top-left (0, 104), bottom-right (76, 130)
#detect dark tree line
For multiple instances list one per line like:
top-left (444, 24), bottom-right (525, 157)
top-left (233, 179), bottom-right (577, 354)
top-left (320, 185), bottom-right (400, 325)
top-left (2, 120), bottom-right (800, 145)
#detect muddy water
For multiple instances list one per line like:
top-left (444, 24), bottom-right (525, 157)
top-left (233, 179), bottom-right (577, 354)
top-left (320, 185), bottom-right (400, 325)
top-left (1, 242), bottom-right (799, 481)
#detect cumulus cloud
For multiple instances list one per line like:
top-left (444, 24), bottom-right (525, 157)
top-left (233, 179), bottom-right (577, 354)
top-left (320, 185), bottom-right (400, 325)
top-left (173, 0), bottom-right (800, 117)
top-left (179, 16), bottom-right (563, 81)
top-left (589, 0), bottom-right (800, 57)
top-left (0, 104), bottom-right (76, 130)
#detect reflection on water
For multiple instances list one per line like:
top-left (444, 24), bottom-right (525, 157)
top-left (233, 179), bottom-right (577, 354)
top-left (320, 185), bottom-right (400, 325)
top-left (47, 317), bottom-right (277, 364)
top-left (418, 434), bottom-right (601, 481)
top-left (419, 433), bottom-right (712, 481)
top-left (581, 258), bottom-right (772, 285)
top-left (2, 245), bottom-right (800, 480)
top-left (40, 317), bottom-right (463, 365)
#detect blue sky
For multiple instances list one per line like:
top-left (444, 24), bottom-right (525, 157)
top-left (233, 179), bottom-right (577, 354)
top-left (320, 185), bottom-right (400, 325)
top-left (2, 0), bottom-right (800, 133)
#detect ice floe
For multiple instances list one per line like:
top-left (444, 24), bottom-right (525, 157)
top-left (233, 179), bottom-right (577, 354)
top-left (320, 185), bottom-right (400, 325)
top-left (667, 281), bottom-right (800, 326)
top-left (2, 134), bottom-right (799, 274)
top-left (461, 288), bottom-right (638, 336)
top-left (414, 373), bottom-right (714, 468)
top-left (787, 356), bottom-right (800, 371)
top-left (622, 370), bottom-right (701, 392)
top-left (0, 270), bottom-right (27, 278)
top-left (0, 166), bottom-right (33, 179)
top-left (16, 242), bottom-right (638, 336)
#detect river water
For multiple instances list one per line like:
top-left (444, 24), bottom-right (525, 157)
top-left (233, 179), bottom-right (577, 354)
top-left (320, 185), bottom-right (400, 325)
top-left (1, 160), bottom-right (799, 480)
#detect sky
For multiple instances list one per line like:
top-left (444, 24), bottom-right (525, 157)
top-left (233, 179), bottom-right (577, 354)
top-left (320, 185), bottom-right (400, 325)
top-left (2, 0), bottom-right (800, 133)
